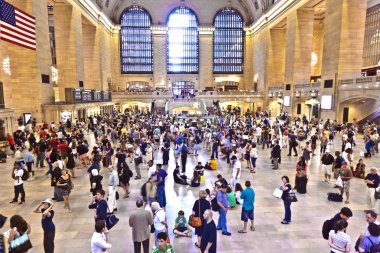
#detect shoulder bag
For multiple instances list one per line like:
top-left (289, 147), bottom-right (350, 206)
top-left (9, 229), bottom-right (32, 253)
top-left (375, 188), bottom-right (380, 200)
top-left (287, 189), bottom-right (298, 202)
top-left (188, 200), bottom-right (202, 228)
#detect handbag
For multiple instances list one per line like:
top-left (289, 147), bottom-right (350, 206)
top-left (375, 189), bottom-right (380, 200)
top-left (9, 231), bottom-right (32, 253)
top-left (287, 190), bottom-right (298, 202)
top-left (150, 224), bottom-right (155, 233)
top-left (106, 206), bottom-right (119, 230)
top-left (188, 201), bottom-right (202, 228)
top-left (134, 156), bottom-right (142, 165)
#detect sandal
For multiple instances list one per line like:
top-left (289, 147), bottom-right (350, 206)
top-left (238, 230), bottom-right (247, 233)
top-left (195, 243), bottom-right (200, 248)
top-left (250, 226), bottom-right (255, 231)
top-left (345, 201), bottom-right (350, 204)
top-left (250, 170), bottom-right (255, 173)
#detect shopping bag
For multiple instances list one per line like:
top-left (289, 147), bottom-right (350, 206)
top-left (335, 176), bottom-right (343, 188)
top-left (200, 175), bottom-right (205, 182)
top-left (273, 187), bottom-right (283, 198)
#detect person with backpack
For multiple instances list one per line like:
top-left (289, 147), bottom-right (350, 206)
top-left (180, 141), bottom-right (189, 173)
top-left (10, 162), bottom-right (26, 205)
top-left (322, 207), bottom-right (353, 240)
top-left (328, 219), bottom-right (351, 253)
top-left (358, 222), bottom-right (380, 253)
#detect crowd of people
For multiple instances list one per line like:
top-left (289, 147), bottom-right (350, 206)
top-left (1, 107), bottom-right (380, 253)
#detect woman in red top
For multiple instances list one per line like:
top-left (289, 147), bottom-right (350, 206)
top-left (7, 133), bottom-right (16, 153)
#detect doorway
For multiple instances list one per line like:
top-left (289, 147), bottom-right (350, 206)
top-left (343, 107), bottom-right (349, 123)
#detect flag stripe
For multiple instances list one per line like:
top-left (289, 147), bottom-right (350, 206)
top-left (14, 8), bottom-right (35, 23)
top-left (15, 21), bottom-right (35, 33)
top-left (0, 21), bottom-right (35, 38)
top-left (15, 15), bottom-right (35, 29)
top-left (0, 35), bottom-right (36, 50)
top-left (1, 30), bottom-right (36, 44)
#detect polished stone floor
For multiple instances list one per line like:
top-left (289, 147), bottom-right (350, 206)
top-left (0, 130), bottom-right (377, 253)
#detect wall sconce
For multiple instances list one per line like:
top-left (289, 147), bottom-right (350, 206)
top-left (2, 57), bottom-right (11, 76)
top-left (277, 92), bottom-right (283, 98)
top-left (309, 89), bottom-right (318, 98)
top-left (51, 66), bottom-right (58, 83)
top-left (295, 90), bottom-right (301, 98)
top-left (268, 92), bottom-right (273, 98)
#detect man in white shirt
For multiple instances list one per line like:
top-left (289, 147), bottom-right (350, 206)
top-left (231, 155), bottom-right (241, 189)
top-left (151, 202), bottom-right (167, 247)
top-left (10, 162), bottom-right (25, 204)
top-left (107, 166), bottom-right (119, 213)
top-left (148, 161), bottom-right (156, 179)
top-left (91, 221), bottom-right (112, 253)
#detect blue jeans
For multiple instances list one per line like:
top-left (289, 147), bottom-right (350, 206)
top-left (211, 147), bottom-right (218, 159)
top-left (251, 157), bottom-right (257, 168)
top-left (217, 208), bottom-right (228, 233)
top-left (284, 201), bottom-right (291, 222)
top-left (157, 185), bottom-right (166, 208)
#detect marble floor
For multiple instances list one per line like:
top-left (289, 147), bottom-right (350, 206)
top-left (0, 132), bottom-right (377, 253)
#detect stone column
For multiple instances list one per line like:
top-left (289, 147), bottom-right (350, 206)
top-left (82, 21), bottom-right (101, 90)
top-left (320, 0), bottom-right (367, 119)
top-left (99, 28), bottom-right (112, 91)
top-left (152, 29), bottom-right (167, 88)
top-left (54, 5), bottom-right (85, 100)
top-left (268, 28), bottom-right (286, 87)
top-left (3, 0), bottom-right (54, 121)
top-left (284, 9), bottom-right (315, 85)
top-left (199, 31), bottom-right (213, 90)
top-left (244, 32), bottom-right (254, 90)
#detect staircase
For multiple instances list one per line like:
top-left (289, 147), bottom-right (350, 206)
top-left (357, 109), bottom-right (380, 131)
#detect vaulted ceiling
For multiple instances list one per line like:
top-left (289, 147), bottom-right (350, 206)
top-left (91, 0), bottom-right (274, 26)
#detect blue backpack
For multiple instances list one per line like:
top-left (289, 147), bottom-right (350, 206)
top-left (367, 237), bottom-right (380, 253)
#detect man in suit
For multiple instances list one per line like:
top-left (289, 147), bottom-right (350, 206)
top-left (271, 140), bottom-right (281, 170)
top-left (129, 198), bottom-right (153, 253)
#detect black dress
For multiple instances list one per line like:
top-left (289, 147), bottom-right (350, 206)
top-left (192, 199), bottom-right (211, 236)
top-left (66, 153), bottom-right (75, 169)
top-left (120, 166), bottom-right (132, 185)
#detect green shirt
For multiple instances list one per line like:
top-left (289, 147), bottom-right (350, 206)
top-left (175, 217), bottom-right (187, 228)
top-left (152, 244), bottom-right (174, 253)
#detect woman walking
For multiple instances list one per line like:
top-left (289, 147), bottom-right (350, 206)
top-left (250, 143), bottom-right (258, 173)
top-left (56, 169), bottom-right (73, 213)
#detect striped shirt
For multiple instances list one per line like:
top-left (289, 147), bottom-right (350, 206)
top-left (329, 230), bottom-right (351, 253)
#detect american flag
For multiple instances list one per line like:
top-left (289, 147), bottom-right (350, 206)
top-left (0, 0), bottom-right (36, 50)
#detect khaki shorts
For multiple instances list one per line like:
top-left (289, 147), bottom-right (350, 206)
top-left (322, 164), bottom-right (332, 175)
top-left (342, 180), bottom-right (350, 193)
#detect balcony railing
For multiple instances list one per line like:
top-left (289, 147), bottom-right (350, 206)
top-left (339, 76), bottom-right (380, 87)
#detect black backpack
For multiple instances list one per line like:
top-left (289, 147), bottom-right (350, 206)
top-left (211, 196), bottom-right (219, 211)
top-left (322, 219), bottom-right (332, 240)
top-left (21, 168), bottom-right (29, 181)
top-left (368, 237), bottom-right (380, 253)
top-left (181, 145), bottom-right (188, 156)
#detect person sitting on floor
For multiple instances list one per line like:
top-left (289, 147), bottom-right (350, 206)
top-left (173, 210), bottom-right (192, 238)
top-left (188, 171), bottom-right (201, 187)
top-left (173, 165), bottom-right (188, 185)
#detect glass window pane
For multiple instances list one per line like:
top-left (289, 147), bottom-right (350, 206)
top-left (213, 8), bottom-right (244, 74)
top-left (167, 7), bottom-right (199, 74)
top-left (120, 6), bottom-right (153, 74)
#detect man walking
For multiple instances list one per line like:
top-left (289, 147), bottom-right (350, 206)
top-left (10, 162), bottom-right (25, 205)
top-left (238, 180), bottom-right (255, 233)
top-left (107, 166), bottom-right (119, 213)
top-left (231, 155), bottom-right (241, 189)
top-left (180, 141), bottom-right (188, 173)
top-left (216, 184), bottom-right (231, 236)
top-left (129, 198), bottom-right (153, 253)
top-left (201, 210), bottom-right (217, 253)
top-left (321, 149), bottom-right (334, 182)
top-left (156, 164), bottom-right (167, 208)
top-left (364, 167), bottom-right (380, 210)
top-left (271, 140), bottom-right (281, 170)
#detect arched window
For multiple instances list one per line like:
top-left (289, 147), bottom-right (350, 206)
top-left (167, 6), bottom-right (199, 74)
top-left (120, 6), bottom-right (153, 73)
top-left (213, 8), bottom-right (244, 74)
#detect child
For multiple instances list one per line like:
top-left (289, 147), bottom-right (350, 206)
top-left (173, 210), bottom-right (191, 238)
top-left (227, 186), bottom-right (236, 208)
